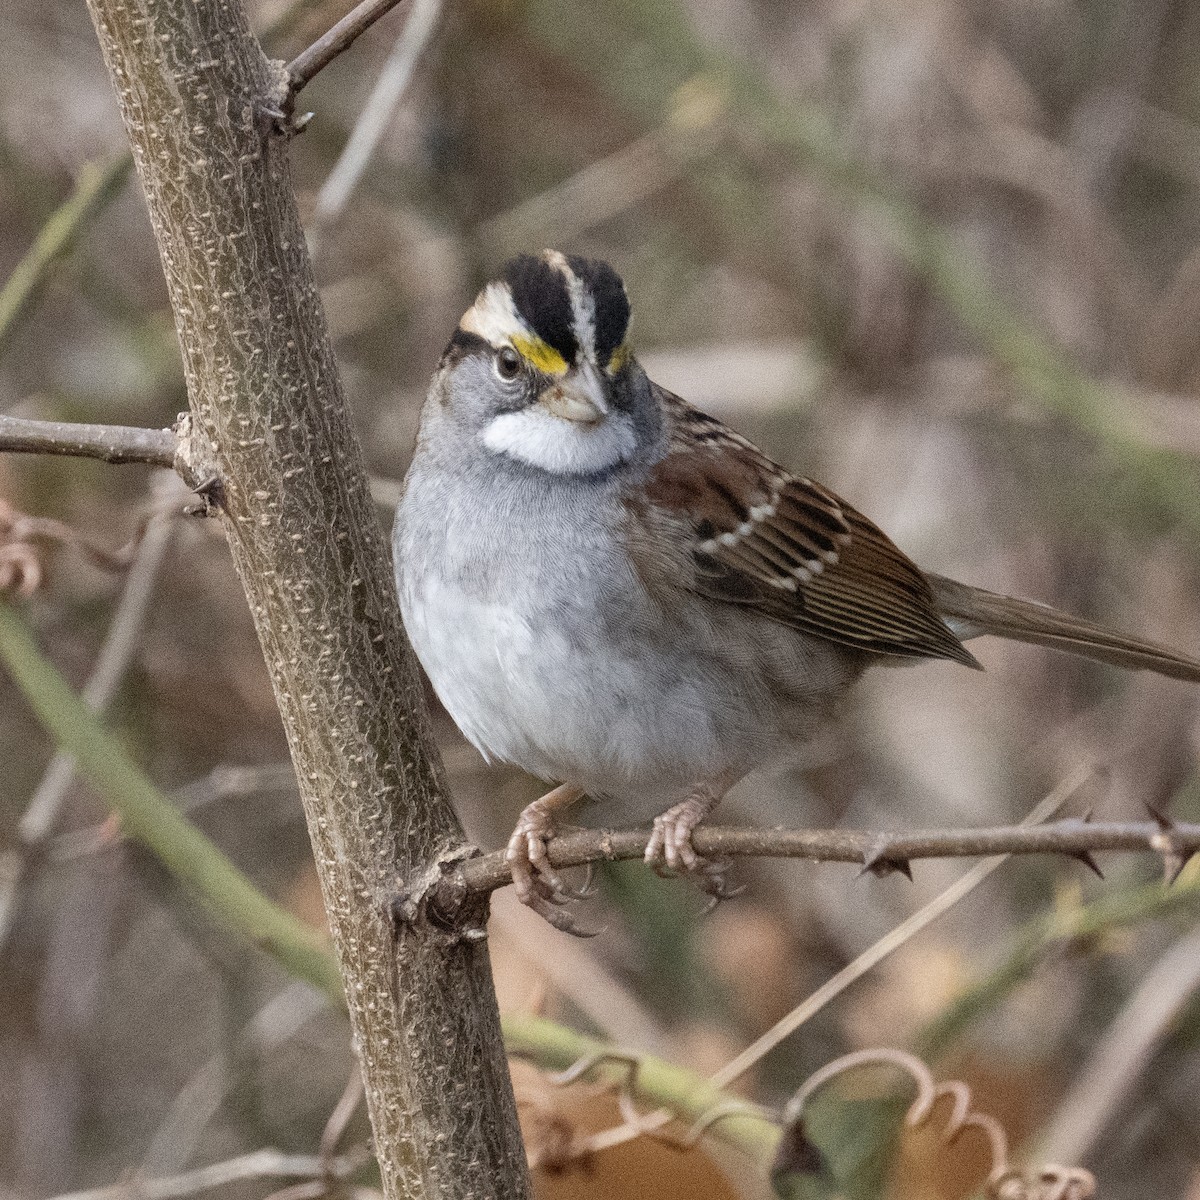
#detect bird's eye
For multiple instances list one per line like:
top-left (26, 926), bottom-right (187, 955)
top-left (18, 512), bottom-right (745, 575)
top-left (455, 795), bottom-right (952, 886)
top-left (495, 347), bottom-right (523, 380)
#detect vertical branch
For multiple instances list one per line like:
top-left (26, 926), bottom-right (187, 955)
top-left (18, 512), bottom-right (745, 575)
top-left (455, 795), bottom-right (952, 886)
top-left (79, 1), bottom-right (530, 1197)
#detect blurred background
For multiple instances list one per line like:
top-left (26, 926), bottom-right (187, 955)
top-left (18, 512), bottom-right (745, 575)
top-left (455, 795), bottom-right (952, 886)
top-left (2, 0), bottom-right (1200, 1197)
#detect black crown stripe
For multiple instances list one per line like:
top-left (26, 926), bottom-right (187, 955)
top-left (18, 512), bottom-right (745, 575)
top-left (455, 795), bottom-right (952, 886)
top-left (566, 254), bottom-right (631, 364)
top-left (501, 254), bottom-right (579, 365)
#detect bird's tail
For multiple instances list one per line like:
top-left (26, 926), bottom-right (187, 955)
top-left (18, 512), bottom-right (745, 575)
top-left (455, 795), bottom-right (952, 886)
top-left (927, 573), bottom-right (1200, 682)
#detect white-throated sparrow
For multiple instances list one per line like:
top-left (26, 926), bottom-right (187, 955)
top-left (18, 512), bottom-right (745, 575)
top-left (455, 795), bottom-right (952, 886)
top-left (394, 250), bottom-right (1200, 932)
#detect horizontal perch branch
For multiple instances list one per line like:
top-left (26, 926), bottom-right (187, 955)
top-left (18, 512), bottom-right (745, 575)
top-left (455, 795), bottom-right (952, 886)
top-left (436, 817), bottom-right (1200, 906)
top-left (0, 415), bottom-right (406, 509)
top-left (0, 414), bottom-right (175, 467)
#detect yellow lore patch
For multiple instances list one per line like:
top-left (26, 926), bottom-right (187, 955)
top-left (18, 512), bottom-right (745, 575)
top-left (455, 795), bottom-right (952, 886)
top-left (511, 334), bottom-right (570, 376)
top-left (606, 342), bottom-right (630, 373)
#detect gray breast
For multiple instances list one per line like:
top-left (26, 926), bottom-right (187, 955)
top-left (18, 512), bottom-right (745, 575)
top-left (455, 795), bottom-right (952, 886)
top-left (394, 460), bottom-right (858, 808)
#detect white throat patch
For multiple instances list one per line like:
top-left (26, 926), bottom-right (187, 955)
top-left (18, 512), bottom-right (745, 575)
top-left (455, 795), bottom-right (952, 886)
top-left (482, 407), bottom-right (636, 475)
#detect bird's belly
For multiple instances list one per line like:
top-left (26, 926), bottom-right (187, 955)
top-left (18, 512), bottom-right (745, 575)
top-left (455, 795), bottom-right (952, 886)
top-left (399, 573), bottom-right (766, 803)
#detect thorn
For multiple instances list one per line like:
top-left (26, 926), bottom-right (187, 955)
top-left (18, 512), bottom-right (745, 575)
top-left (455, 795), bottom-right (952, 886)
top-left (1068, 849), bottom-right (1105, 880)
top-left (253, 98), bottom-right (301, 138)
top-left (184, 474), bottom-right (224, 517)
top-left (1163, 846), bottom-right (1196, 887)
top-left (859, 839), bottom-right (913, 880)
top-left (1145, 802), bottom-right (1176, 831)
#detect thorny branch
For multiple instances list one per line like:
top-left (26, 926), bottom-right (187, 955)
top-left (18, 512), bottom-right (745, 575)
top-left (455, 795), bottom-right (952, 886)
top-left (0, 415), bottom-right (400, 510)
top-left (438, 815), bottom-right (1200, 903)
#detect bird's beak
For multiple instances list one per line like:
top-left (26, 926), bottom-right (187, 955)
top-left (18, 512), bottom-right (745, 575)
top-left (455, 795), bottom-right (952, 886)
top-left (539, 361), bottom-right (609, 424)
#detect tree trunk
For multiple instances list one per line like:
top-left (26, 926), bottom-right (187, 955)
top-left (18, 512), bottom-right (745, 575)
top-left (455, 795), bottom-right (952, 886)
top-left (81, 1), bottom-right (531, 1196)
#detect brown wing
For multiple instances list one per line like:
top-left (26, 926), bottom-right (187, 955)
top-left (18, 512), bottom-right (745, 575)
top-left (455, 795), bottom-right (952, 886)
top-left (642, 387), bottom-right (980, 668)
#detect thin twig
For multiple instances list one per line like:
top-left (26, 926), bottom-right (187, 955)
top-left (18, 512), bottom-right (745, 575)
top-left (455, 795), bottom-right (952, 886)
top-left (175, 761), bottom-right (300, 811)
top-left (709, 776), bottom-right (1083, 1081)
top-left (567, 775), bottom-right (1085, 1157)
top-left (286, 0), bottom-right (411, 95)
top-left (24, 510), bottom-right (176, 836)
top-left (310, 0), bottom-right (441, 245)
top-left (489, 887), bottom-right (671, 1053)
top-left (0, 486), bottom-right (179, 951)
top-left (0, 415), bottom-right (406, 512)
top-left (320, 1070), bottom-right (366, 1160)
top-left (474, 76), bottom-right (725, 257)
top-left (1037, 920), bottom-right (1200, 1166)
top-left (46, 1148), bottom-right (368, 1200)
top-left (0, 414), bottom-right (175, 466)
top-left (142, 982), bottom-right (329, 1175)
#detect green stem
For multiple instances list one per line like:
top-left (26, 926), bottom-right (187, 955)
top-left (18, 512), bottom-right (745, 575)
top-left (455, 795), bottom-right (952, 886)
top-left (0, 600), bottom-right (343, 1003)
top-left (917, 869), bottom-right (1200, 1059)
top-left (0, 156), bottom-right (134, 357)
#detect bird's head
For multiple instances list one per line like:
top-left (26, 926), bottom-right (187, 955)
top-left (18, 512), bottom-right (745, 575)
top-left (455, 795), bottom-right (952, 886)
top-left (430, 250), bottom-right (654, 477)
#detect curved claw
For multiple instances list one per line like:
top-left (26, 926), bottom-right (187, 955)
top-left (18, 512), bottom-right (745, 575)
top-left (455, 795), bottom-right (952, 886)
top-left (554, 861), bottom-right (597, 901)
top-left (644, 789), bottom-right (739, 905)
top-left (527, 891), bottom-right (601, 937)
top-left (697, 860), bottom-right (746, 910)
top-left (506, 786), bottom-right (596, 934)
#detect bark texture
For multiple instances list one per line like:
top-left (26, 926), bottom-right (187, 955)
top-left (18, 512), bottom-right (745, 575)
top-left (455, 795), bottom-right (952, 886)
top-left (81, 2), bottom-right (530, 1196)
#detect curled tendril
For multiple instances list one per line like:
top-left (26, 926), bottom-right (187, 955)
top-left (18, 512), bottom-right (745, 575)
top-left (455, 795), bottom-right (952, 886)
top-left (0, 497), bottom-right (143, 581)
top-left (0, 540), bottom-right (43, 596)
top-left (525, 1044), bottom-right (1096, 1197)
top-left (780, 1047), bottom-right (1096, 1200)
top-left (535, 1050), bottom-right (769, 1164)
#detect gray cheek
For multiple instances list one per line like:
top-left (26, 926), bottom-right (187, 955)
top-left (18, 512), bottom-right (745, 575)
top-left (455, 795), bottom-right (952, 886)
top-left (443, 356), bottom-right (514, 430)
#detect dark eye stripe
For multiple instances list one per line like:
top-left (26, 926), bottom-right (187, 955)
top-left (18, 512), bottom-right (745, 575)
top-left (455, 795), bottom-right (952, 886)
top-left (442, 327), bottom-right (491, 365)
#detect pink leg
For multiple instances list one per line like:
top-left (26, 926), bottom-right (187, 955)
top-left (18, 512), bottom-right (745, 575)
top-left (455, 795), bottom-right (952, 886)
top-left (506, 784), bottom-right (593, 935)
top-left (644, 782), bottom-right (741, 901)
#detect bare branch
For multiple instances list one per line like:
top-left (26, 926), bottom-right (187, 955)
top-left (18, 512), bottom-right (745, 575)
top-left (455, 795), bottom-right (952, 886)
top-left (309, 0), bottom-right (442, 247)
top-left (286, 0), bottom-right (412, 96)
top-left (0, 413), bottom-right (175, 467)
top-left (0, 415), bottom-right (409, 515)
top-left (445, 817), bottom-right (1200, 900)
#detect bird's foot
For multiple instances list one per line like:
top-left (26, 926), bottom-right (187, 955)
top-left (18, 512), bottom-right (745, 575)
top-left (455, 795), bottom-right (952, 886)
top-left (645, 792), bottom-right (743, 905)
top-left (506, 786), bottom-right (596, 936)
